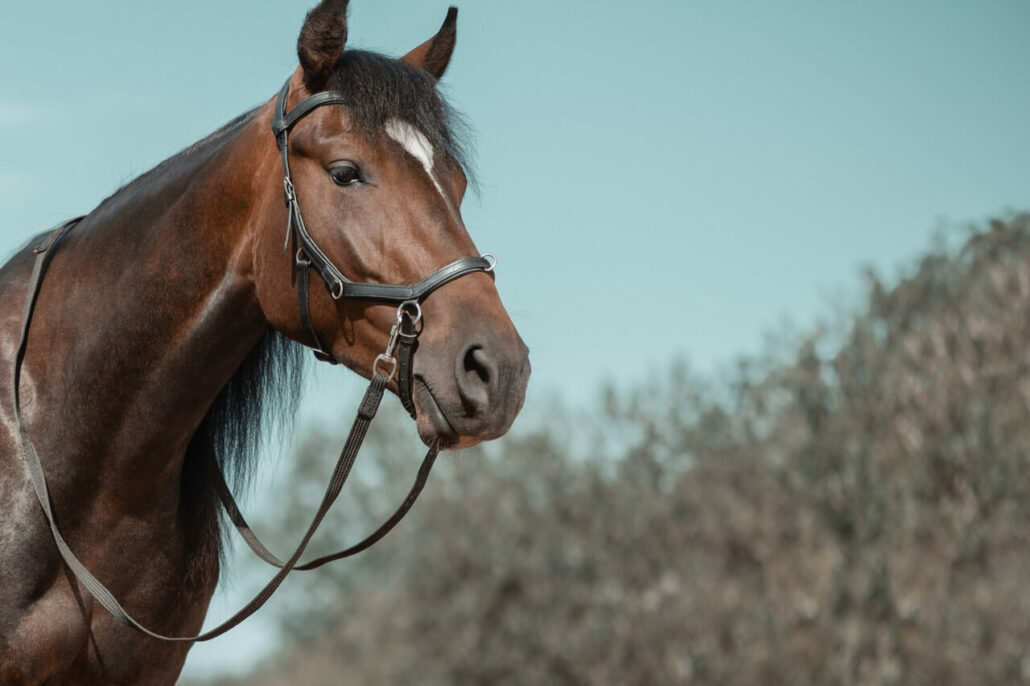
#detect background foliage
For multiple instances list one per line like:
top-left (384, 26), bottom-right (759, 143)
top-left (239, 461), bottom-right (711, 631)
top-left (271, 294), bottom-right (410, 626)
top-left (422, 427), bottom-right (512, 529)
top-left (195, 215), bottom-right (1030, 686)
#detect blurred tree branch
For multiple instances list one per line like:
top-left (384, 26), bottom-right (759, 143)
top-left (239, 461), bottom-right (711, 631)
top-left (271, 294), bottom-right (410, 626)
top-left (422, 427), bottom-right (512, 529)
top-left (198, 214), bottom-right (1030, 686)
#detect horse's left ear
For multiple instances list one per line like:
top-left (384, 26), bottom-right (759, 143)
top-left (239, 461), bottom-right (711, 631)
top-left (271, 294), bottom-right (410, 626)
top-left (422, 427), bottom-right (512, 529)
top-left (297, 0), bottom-right (350, 91)
top-left (401, 7), bottom-right (458, 81)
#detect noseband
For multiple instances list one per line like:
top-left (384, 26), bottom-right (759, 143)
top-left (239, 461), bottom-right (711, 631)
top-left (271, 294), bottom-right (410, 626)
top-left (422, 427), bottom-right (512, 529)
top-left (271, 78), bottom-right (494, 418)
top-left (11, 78), bottom-right (498, 642)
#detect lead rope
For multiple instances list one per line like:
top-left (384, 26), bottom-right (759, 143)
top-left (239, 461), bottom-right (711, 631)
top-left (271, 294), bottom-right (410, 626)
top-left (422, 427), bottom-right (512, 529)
top-left (14, 219), bottom-right (438, 642)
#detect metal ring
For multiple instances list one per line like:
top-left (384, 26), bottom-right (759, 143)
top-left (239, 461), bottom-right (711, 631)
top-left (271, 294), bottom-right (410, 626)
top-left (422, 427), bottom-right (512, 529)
top-left (373, 353), bottom-right (398, 381)
top-left (481, 254), bottom-right (497, 272)
top-left (295, 248), bottom-right (312, 267)
top-left (329, 279), bottom-right (345, 300)
top-left (397, 300), bottom-right (422, 327)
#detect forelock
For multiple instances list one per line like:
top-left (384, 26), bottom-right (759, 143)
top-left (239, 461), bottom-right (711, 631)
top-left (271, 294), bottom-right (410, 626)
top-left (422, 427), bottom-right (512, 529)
top-left (324, 50), bottom-right (474, 182)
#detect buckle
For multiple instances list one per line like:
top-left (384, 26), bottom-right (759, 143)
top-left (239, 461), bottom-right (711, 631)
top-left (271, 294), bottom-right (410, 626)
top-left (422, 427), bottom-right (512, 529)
top-left (373, 354), bottom-right (398, 381)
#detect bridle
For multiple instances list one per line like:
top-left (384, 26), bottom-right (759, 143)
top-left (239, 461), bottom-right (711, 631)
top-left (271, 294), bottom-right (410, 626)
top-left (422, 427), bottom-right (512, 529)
top-left (272, 78), bottom-right (494, 418)
top-left (12, 76), bottom-right (495, 642)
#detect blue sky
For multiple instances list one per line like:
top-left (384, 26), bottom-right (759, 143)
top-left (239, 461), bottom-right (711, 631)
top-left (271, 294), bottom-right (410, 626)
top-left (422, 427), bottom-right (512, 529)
top-left (3, 0), bottom-right (1030, 678)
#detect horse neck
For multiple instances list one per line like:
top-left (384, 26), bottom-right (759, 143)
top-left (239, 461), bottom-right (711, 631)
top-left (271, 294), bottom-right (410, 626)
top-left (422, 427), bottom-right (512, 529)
top-left (26, 100), bottom-right (283, 508)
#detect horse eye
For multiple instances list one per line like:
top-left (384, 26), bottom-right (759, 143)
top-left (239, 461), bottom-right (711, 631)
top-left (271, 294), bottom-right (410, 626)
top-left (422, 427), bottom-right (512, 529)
top-left (329, 163), bottom-right (362, 186)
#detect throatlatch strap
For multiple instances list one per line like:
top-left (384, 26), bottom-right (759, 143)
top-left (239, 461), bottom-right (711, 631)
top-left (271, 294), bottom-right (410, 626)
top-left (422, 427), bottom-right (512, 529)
top-left (13, 220), bottom-right (438, 642)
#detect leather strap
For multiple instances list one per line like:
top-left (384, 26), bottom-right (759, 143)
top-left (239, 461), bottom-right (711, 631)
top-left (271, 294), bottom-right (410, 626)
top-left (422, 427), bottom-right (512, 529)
top-left (332, 256), bottom-right (494, 302)
top-left (213, 443), bottom-right (438, 571)
top-left (296, 260), bottom-right (337, 364)
top-left (271, 81), bottom-right (352, 140)
top-left (13, 219), bottom-right (439, 642)
top-left (395, 311), bottom-right (418, 419)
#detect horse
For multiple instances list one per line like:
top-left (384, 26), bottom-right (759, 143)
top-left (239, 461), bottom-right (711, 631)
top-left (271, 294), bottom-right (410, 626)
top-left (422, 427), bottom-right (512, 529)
top-left (0, 1), bottom-right (530, 682)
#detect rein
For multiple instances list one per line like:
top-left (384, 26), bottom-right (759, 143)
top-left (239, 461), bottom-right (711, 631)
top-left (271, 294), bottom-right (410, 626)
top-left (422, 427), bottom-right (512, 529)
top-left (13, 78), bottom-right (494, 642)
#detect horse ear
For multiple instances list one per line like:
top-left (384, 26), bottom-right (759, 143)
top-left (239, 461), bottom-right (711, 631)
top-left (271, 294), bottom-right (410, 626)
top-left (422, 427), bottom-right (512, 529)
top-left (297, 0), bottom-right (350, 91)
top-left (401, 7), bottom-right (458, 81)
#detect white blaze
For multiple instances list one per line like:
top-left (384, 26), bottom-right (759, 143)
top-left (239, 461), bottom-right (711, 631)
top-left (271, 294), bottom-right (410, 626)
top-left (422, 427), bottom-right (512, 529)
top-left (384, 118), bottom-right (446, 198)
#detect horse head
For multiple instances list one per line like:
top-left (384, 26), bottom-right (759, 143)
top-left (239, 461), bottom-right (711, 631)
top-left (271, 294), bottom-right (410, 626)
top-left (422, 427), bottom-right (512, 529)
top-left (251, 0), bottom-right (530, 448)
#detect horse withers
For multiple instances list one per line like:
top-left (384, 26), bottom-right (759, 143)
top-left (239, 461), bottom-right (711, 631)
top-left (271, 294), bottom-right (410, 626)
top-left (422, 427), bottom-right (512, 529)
top-left (0, 1), bottom-right (529, 683)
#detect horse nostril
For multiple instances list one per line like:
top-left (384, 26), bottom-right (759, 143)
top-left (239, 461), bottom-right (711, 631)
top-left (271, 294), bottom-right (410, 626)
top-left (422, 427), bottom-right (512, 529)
top-left (464, 347), bottom-right (492, 385)
top-left (456, 344), bottom-right (496, 415)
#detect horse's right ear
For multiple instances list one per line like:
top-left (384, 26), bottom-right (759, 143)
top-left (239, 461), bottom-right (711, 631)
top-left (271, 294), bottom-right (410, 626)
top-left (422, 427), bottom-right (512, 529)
top-left (297, 0), bottom-right (349, 91)
top-left (401, 7), bottom-right (458, 81)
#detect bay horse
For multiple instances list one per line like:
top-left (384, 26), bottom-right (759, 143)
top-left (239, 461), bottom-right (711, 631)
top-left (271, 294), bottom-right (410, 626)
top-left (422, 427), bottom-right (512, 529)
top-left (0, 1), bottom-right (530, 683)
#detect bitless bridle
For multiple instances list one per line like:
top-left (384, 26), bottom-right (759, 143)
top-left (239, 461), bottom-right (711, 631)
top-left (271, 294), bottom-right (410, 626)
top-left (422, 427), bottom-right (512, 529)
top-left (12, 77), bottom-right (496, 642)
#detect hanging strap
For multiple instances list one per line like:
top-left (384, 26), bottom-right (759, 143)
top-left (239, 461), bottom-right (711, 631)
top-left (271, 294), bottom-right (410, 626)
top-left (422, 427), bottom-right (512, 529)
top-left (14, 220), bottom-right (439, 642)
top-left (212, 444), bottom-right (437, 571)
top-left (296, 258), bottom-right (337, 364)
top-left (395, 310), bottom-right (419, 419)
